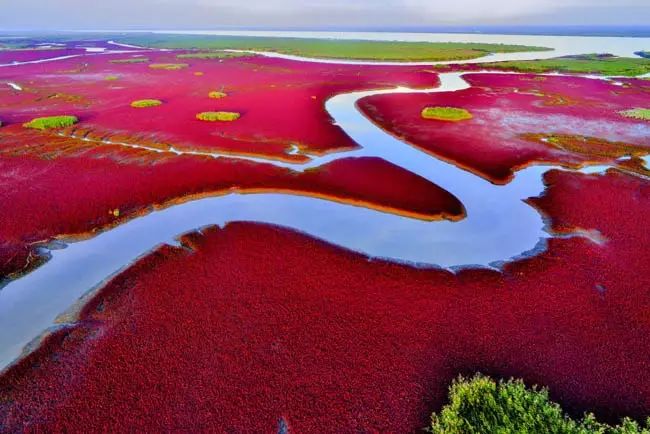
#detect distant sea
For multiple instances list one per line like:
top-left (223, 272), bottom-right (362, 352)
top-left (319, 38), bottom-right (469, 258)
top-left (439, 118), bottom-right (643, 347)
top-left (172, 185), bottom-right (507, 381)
top-left (4, 25), bottom-right (650, 39)
top-left (191, 26), bottom-right (650, 38)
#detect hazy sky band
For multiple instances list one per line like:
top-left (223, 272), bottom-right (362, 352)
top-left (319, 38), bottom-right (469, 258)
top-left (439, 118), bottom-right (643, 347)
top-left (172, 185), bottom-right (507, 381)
top-left (1, 0), bottom-right (649, 30)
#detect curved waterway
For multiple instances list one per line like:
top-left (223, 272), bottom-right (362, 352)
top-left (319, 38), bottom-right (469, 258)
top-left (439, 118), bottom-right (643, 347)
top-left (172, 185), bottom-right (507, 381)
top-left (0, 43), bottom-right (634, 371)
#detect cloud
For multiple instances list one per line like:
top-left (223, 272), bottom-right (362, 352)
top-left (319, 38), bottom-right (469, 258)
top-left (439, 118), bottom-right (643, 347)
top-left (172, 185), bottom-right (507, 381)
top-left (1, 0), bottom-right (648, 30)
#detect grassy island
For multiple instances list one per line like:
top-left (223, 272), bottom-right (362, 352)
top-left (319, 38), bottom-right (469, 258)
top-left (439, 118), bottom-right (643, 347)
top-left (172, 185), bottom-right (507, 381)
top-left (110, 57), bottom-right (149, 64)
top-left (421, 107), bottom-right (473, 121)
top-left (149, 63), bottom-right (189, 70)
top-left (481, 54), bottom-right (650, 76)
top-left (196, 111), bottom-right (240, 122)
top-left (208, 91), bottom-right (227, 99)
top-left (23, 115), bottom-right (78, 130)
top-left (431, 374), bottom-right (650, 434)
top-left (116, 35), bottom-right (551, 62)
top-left (130, 99), bottom-right (163, 108)
top-left (620, 108), bottom-right (650, 121)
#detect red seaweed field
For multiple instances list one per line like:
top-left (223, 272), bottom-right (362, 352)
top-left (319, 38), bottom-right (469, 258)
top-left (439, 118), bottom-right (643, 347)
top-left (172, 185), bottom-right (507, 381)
top-left (0, 37), bottom-right (649, 432)
top-left (359, 73), bottom-right (650, 183)
top-left (1, 169), bottom-right (649, 431)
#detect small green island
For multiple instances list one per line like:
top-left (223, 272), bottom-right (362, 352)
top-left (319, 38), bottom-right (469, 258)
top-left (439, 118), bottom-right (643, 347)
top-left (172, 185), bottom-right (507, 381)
top-left (620, 108), bottom-right (650, 120)
top-left (109, 57), bottom-right (150, 64)
top-left (130, 99), bottom-right (163, 108)
top-left (149, 63), bottom-right (189, 70)
top-left (421, 107), bottom-right (473, 121)
top-left (23, 115), bottom-right (78, 130)
top-left (196, 111), bottom-right (241, 122)
top-left (208, 91), bottom-right (227, 99)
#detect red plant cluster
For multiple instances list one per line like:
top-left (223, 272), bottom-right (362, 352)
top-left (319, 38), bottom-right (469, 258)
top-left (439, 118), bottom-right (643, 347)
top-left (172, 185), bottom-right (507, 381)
top-left (1, 169), bottom-right (648, 431)
top-left (358, 73), bottom-right (650, 183)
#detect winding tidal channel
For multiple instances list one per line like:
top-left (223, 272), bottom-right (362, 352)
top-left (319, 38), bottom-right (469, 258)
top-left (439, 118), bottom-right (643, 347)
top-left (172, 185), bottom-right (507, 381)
top-left (0, 39), bottom-right (644, 370)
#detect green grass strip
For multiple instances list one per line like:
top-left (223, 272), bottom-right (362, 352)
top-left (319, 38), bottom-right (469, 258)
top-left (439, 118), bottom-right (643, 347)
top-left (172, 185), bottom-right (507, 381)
top-left (116, 35), bottom-right (551, 62)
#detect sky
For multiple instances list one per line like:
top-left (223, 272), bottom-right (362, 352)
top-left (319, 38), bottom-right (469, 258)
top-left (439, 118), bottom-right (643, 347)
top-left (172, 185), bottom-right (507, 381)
top-left (1, 0), bottom-right (649, 30)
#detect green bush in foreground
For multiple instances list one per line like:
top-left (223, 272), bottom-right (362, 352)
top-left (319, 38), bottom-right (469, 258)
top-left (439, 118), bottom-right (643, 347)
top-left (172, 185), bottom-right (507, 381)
top-left (421, 106), bottom-right (473, 121)
top-left (196, 111), bottom-right (240, 122)
top-left (620, 108), bottom-right (650, 121)
top-left (431, 374), bottom-right (650, 434)
top-left (23, 115), bottom-right (78, 130)
top-left (130, 99), bottom-right (163, 108)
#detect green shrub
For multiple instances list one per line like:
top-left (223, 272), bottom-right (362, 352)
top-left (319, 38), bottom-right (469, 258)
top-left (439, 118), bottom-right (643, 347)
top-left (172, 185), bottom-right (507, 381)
top-left (208, 91), bottom-right (227, 99)
top-left (23, 115), bottom-right (78, 130)
top-left (431, 374), bottom-right (650, 434)
top-left (421, 107), bottom-right (473, 121)
top-left (104, 75), bottom-right (120, 81)
top-left (149, 63), bottom-right (189, 70)
top-left (130, 99), bottom-right (163, 108)
top-left (196, 111), bottom-right (240, 122)
top-left (620, 108), bottom-right (650, 121)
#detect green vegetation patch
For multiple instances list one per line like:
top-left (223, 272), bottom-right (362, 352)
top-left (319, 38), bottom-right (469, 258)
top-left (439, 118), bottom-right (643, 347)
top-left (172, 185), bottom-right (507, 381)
top-left (104, 75), bottom-right (120, 81)
top-left (116, 35), bottom-right (550, 62)
top-left (23, 115), bottom-right (78, 130)
top-left (481, 53), bottom-right (650, 77)
top-left (177, 51), bottom-right (250, 60)
top-left (109, 57), bottom-right (149, 64)
top-left (421, 106), bottom-right (473, 121)
top-left (620, 108), bottom-right (650, 121)
top-left (196, 111), bottom-right (240, 122)
top-left (431, 374), bottom-right (650, 434)
top-left (521, 133), bottom-right (648, 159)
top-left (149, 63), bottom-right (189, 70)
top-left (208, 91), bottom-right (227, 99)
top-left (130, 99), bottom-right (163, 108)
